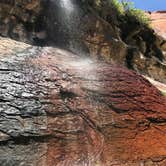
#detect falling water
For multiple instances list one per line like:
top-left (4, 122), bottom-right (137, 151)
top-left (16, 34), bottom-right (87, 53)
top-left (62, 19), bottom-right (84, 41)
top-left (58, 0), bottom-right (85, 55)
top-left (60, 0), bottom-right (75, 13)
top-left (59, 0), bottom-right (76, 33)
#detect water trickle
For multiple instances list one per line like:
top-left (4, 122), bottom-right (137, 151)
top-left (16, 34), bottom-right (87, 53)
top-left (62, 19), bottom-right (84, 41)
top-left (60, 0), bottom-right (75, 13)
top-left (59, 0), bottom-right (77, 31)
top-left (57, 0), bottom-right (85, 55)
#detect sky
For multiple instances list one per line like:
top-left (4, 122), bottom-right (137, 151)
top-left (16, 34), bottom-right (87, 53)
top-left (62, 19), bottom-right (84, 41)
top-left (122, 0), bottom-right (166, 11)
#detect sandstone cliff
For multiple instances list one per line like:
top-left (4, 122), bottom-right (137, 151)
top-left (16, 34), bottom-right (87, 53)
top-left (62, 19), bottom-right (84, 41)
top-left (0, 0), bottom-right (166, 84)
top-left (148, 11), bottom-right (166, 39)
top-left (0, 0), bottom-right (166, 165)
top-left (0, 36), bottom-right (166, 165)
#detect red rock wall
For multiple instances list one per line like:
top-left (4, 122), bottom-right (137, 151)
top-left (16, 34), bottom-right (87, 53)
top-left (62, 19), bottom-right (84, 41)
top-left (0, 37), bottom-right (165, 165)
top-left (148, 11), bottom-right (166, 38)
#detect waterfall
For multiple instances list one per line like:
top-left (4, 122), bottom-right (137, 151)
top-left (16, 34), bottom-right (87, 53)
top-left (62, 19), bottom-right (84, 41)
top-left (57, 0), bottom-right (85, 55)
top-left (59, 0), bottom-right (77, 33)
top-left (60, 0), bottom-right (75, 13)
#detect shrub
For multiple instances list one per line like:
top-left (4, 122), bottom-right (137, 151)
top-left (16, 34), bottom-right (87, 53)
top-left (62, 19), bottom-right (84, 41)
top-left (108, 0), bottom-right (125, 15)
top-left (107, 0), bottom-right (151, 26)
top-left (121, 0), bottom-right (151, 26)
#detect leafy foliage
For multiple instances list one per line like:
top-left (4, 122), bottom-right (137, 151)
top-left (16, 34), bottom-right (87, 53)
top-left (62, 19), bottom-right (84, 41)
top-left (108, 0), bottom-right (125, 15)
top-left (121, 0), bottom-right (151, 26)
top-left (98, 0), bottom-right (151, 26)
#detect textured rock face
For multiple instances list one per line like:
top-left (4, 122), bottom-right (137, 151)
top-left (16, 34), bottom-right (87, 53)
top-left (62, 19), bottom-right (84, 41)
top-left (0, 0), bottom-right (166, 83)
top-left (148, 11), bottom-right (166, 62)
top-left (0, 37), bottom-right (166, 165)
top-left (132, 11), bottom-right (166, 84)
top-left (0, 0), bottom-right (44, 43)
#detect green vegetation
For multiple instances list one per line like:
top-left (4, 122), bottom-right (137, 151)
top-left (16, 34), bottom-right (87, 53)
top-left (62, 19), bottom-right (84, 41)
top-left (108, 0), bottom-right (125, 15)
top-left (121, 0), bottom-right (151, 26)
top-left (93, 0), bottom-right (151, 26)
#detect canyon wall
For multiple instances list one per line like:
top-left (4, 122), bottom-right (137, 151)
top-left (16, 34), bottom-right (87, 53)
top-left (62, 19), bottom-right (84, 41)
top-left (0, 1), bottom-right (166, 165)
top-left (0, 36), bottom-right (166, 165)
top-left (0, 0), bottom-right (165, 84)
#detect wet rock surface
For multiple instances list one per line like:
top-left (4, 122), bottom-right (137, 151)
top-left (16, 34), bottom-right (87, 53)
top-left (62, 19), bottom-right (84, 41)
top-left (0, 1), bottom-right (166, 84)
top-left (0, 37), bottom-right (166, 165)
